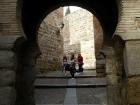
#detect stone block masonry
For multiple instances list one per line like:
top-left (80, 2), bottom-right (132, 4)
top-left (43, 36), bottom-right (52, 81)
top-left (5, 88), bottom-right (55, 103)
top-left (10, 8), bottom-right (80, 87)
top-left (37, 7), bottom-right (63, 72)
top-left (0, 0), bottom-right (20, 104)
top-left (0, 36), bottom-right (19, 105)
top-left (124, 40), bottom-right (140, 105)
top-left (116, 0), bottom-right (140, 40)
top-left (127, 76), bottom-right (140, 104)
top-left (0, 0), bottom-right (21, 36)
top-left (63, 8), bottom-right (96, 69)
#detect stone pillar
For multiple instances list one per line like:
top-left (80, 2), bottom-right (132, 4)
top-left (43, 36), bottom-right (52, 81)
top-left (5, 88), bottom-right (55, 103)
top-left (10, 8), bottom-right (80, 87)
top-left (96, 52), bottom-right (105, 76)
top-left (124, 40), bottom-right (140, 105)
top-left (104, 34), bottom-right (127, 105)
top-left (113, 35), bottom-right (127, 105)
top-left (14, 37), bottom-right (40, 105)
top-left (0, 36), bottom-right (19, 105)
top-left (104, 46), bottom-right (122, 105)
top-left (105, 35), bottom-right (127, 105)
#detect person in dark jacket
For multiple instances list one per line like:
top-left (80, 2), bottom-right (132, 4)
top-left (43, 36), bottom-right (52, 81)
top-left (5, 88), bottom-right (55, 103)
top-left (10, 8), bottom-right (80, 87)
top-left (77, 54), bottom-right (84, 72)
top-left (69, 53), bottom-right (76, 79)
top-left (62, 55), bottom-right (68, 74)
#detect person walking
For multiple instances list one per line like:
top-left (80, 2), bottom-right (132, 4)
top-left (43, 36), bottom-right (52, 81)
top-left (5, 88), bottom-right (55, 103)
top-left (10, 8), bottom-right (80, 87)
top-left (62, 55), bottom-right (68, 74)
top-left (69, 53), bottom-right (76, 79)
top-left (77, 54), bottom-right (84, 72)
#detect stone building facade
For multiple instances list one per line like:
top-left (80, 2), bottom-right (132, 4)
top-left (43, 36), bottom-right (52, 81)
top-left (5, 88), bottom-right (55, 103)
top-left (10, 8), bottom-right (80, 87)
top-left (0, 0), bottom-right (21, 37)
top-left (0, 0), bottom-right (140, 105)
top-left (37, 7), bottom-right (63, 72)
top-left (0, 0), bottom-right (21, 104)
top-left (63, 7), bottom-right (103, 69)
top-left (115, 0), bottom-right (140, 104)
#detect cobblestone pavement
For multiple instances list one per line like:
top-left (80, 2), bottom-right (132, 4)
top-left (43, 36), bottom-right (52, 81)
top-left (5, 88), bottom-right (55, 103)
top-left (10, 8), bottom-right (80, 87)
top-left (35, 70), bottom-right (107, 105)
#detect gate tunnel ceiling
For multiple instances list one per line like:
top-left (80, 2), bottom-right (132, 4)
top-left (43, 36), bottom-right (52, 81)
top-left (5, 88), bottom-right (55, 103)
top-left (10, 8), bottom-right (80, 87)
top-left (21, 0), bottom-right (119, 40)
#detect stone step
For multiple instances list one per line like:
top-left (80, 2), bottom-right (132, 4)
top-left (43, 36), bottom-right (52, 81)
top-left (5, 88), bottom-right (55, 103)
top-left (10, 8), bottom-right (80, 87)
top-left (36, 70), bottom-right (105, 78)
top-left (36, 75), bottom-right (104, 78)
top-left (36, 104), bottom-right (101, 105)
top-left (35, 78), bottom-right (107, 88)
top-left (35, 84), bottom-right (107, 88)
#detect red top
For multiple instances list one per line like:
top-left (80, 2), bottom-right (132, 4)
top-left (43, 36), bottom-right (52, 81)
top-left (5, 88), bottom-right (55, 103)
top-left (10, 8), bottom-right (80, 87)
top-left (77, 56), bottom-right (83, 64)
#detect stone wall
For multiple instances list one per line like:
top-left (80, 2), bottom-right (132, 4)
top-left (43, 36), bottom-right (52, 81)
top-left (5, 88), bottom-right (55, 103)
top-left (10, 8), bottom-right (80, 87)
top-left (93, 16), bottom-right (104, 73)
top-left (37, 7), bottom-right (63, 72)
top-left (63, 8), bottom-right (96, 69)
top-left (0, 36), bottom-right (18, 105)
top-left (116, 0), bottom-right (140, 104)
top-left (0, 0), bottom-right (140, 105)
top-left (124, 40), bottom-right (140, 105)
top-left (0, 0), bottom-right (20, 104)
top-left (0, 0), bottom-right (21, 36)
top-left (116, 0), bottom-right (140, 40)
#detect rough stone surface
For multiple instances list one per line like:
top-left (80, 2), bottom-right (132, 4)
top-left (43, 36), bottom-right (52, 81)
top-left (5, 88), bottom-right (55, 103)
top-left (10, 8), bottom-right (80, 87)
top-left (105, 47), bottom-right (123, 105)
top-left (0, 36), bottom-right (19, 49)
top-left (106, 75), bottom-right (119, 85)
top-left (0, 51), bottom-right (15, 68)
top-left (105, 47), bottom-right (117, 75)
top-left (0, 0), bottom-right (21, 36)
top-left (0, 0), bottom-right (140, 105)
top-left (63, 8), bottom-right (102, 69)
top-left (116, 0), bottom-right (140, 36)
top-left (0, 87), bottom-right (16, 105)
top-left (127, 76), bottom-right (140, 105)
top-left (37, 7), bottom-right (63, 72)
top-left (107, 85), bottom-right (122, 105)
top-left (124, 40), bottom-right (140, 76)
top-left (0, 70), bottom-right (15, 87)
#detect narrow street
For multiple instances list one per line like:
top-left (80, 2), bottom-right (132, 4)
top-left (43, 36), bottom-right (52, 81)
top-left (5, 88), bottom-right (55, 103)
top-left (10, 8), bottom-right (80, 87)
top-left (35, 70), bottom-right (107, 105)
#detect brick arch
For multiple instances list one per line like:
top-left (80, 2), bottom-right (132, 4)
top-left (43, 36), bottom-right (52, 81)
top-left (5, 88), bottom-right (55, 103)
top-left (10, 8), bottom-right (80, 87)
top-left (18, 0), bottom-right (119, 42)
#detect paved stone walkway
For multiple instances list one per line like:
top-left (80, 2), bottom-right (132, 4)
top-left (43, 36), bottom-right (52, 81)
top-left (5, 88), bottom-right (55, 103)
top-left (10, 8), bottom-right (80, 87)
top-left (35, 70), bottom-right (107, 105)
top-left (64, 79), bottom-right (77, 105)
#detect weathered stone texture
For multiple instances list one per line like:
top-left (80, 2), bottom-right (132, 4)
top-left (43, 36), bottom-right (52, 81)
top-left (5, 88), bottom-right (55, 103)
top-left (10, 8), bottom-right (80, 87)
top-left (63, 8), bottom-right (97, 69)
top-left (0, 87), bottom-right (16, 105)
top-left (127, 76), bottom-right (140, 105)
top-left (107, 85), bottom-right (122, 105)
top-left (116, 0), bottom-right (140, 40)
top-left (0, 0), bottom-right (21, 36)
top-left (0, 51), bottom-right (15, 68)
top-left (0, 36), bottom-right (19, 50)
top-left (124, 40), bottom-right (140, 76)
top-left (0, 70), bottom-right (15, 87)
top-left (0, 36), bottom-right (18, 105)
top-left (105, 47), bottom-right (123, 105)
top-left (37, 7), bottom-right (63, 72)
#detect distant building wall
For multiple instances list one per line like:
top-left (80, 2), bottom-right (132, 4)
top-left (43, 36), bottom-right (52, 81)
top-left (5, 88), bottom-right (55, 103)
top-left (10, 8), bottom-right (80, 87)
top-left (37, 7), bottom-right (63, 72)
top-left (63, 8), bottom-right (97, 69)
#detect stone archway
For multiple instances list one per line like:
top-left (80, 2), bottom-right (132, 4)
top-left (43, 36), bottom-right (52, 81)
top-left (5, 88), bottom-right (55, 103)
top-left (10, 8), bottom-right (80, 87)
top-left (20, 0), bottom-right (119, 41)
top-left (15, 0), bottom-right (120, 105)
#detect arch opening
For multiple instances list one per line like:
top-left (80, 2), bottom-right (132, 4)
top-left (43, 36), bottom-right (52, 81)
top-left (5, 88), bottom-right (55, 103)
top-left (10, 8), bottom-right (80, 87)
top-left (36, 6), bottom-right (104, 73)
top-left (15, 1), bottom-right (122, 105)
top-left (19, 0), bottom-right (119, 41)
